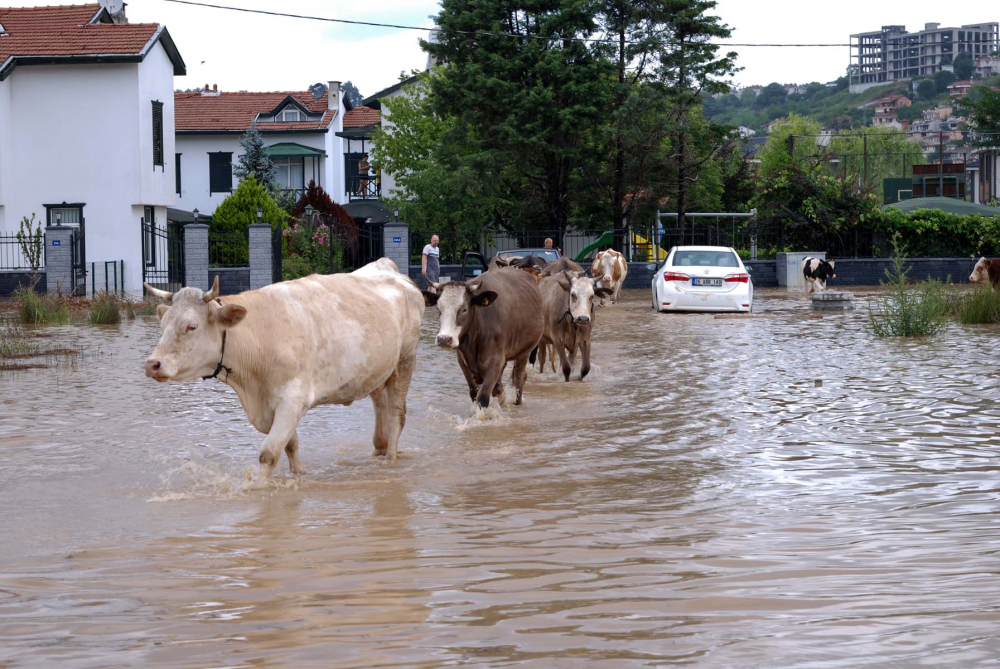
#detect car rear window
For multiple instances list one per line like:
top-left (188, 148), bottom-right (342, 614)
top-left (672, 250), bottom-right (739, 268)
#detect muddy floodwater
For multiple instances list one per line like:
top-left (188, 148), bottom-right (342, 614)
top-left (3, 287), bottom-right (1000, 667)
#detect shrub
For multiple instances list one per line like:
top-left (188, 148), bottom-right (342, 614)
top-left (14, 288), bottom-right (70, 325)
top-left (868, 208), bottom-right (1000, 257)
top-left (954, 286), bottom-right (1000, 324)
top-left (125, 296), bottom-right (160, 319)
top-left (0, 325), bottom-right (37, 358)
top-left (89, 292), bottom-right (121, 325)
top-left (16, 213), bottom-right (43, 271)
top-left (868, 235), bottom-right (949, 337)
top-left (211, 176), bottom-right (288, 234)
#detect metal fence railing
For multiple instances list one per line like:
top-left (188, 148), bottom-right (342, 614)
top-left (208, 231), bottom-right (249, 268)
top-left (0, 232), bottom-right (44, 271)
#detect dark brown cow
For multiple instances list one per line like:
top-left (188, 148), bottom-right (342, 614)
top-left (543, 257), bottom-right (584, 274)
top-left (537, 270), bottom-right (611, 382)
top-left (424, 267), bottom-right (544, 408)
top-left (970, 257), bottom-right (1000, 286)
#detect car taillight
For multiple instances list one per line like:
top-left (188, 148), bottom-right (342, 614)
top-left (663, 272), bottom-right (690, 282)
top-left (724, 273), bottom-right (749, 283)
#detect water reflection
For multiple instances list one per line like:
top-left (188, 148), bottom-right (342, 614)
top-left (3, 288), bottom-right (1000, 667)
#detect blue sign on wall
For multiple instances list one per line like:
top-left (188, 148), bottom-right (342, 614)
top-left (51, 240), bottom-right (61, 246)
top-left (393, 236), bottom-right (402, 244)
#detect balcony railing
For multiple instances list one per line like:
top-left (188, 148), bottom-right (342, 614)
top-left (348, 175), bottom-right (381, 201)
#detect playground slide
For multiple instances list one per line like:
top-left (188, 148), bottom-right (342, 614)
top-left (631, 231), bottom-right (668, 261)
top-left (573, 230), bottom-right (616, 264)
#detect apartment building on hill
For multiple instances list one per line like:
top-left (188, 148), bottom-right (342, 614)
top-left (850, 21), bottom-right (999, 92)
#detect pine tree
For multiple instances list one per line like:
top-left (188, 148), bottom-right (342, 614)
top-left (233, 122), bottom-right (276, 192)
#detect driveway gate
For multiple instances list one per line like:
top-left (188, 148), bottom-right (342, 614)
top-left (142, 218), bottom-right (184, 292)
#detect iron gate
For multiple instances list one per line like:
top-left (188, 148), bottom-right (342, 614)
top-left (142, 218), bottom-right (184, 292)
top-left (69, 228), bottom-right (87, 295)
top-left (272, 225), bottom-right (283, 283)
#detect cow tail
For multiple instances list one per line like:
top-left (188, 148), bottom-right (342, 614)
top-left (529, 346), bottom-right (538, 365)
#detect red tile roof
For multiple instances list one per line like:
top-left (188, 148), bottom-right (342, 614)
top-left (0, 4), bottom-right (182, 79)
top-left (175, 90), bottom-right (338, 132)
top-left (344, 106), bottom-right (381, 128)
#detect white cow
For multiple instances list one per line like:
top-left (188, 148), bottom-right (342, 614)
top-left (143, 258), bottom-right (423, 477)
top-left (591, 249), bottom-right (627, 305)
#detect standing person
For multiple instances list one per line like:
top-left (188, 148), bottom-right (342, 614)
top-left (357, 153), bottom-right (370, 197)
top-left (422, 234), bottom-right (441, 291)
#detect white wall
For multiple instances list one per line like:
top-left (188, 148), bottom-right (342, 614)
top-left (0, 43), bottom-right (177, 295)
top-left (326, 85), bottom-right (346, 205)
top-left (176, 131), bottom-right (334, 216)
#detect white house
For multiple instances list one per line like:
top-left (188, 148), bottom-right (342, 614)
top-left (0, 1), bottom-right (185, 295)
top-left (174, 84), bottom-right (388, 218)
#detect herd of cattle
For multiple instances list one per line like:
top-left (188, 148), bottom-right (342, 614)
top-left (142, 250), bottom-right (628, 477)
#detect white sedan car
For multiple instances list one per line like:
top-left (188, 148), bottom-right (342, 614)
top-left (651, 246), bottom-right (753, 313)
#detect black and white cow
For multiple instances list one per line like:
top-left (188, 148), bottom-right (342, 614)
top-left (801, 257), bottom-right (836, 293)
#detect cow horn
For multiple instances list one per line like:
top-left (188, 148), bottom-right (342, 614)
top-left (202, 275), bottom-right (220, 302)
top-left (143, 283), bottom-right (173, 303)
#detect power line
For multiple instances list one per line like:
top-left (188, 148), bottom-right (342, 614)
top-left (160, 0), bottom-right (998, 49)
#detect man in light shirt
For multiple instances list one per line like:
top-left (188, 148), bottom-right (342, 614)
top-left (422, 234), bottom-right (441, 292)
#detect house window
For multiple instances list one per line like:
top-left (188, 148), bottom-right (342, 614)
top-left (152, 101), bottom-right (164, 167)
top-left (175, 153), bottom-right (182, 195)
top-left (274, 156), bottom-right (304, 190)
top-left (209, 152), bottom-right (233, 194)
top-left (280, 108), bottom-right (301, 122)
top-left (48, 206), bottom-right (81, 226)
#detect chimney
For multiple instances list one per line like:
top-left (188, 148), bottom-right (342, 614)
top-left (213, 84), bottom-right (218, 92)
top-left (328, 81), bottom-right (341, 112)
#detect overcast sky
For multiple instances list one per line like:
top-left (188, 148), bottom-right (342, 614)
top-left (8, 0), bottom-right (998, 96)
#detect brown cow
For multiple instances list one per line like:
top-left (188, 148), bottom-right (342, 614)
top-left (591, 249), bottom-right (627, 305)
top-left (969, 257), bottom-right (1000, 286)
top-left (537, 270), bottom-right (612, 382)
top-left (543, 257), bottom-right (584, 274)
top-left (424, 267), bottom-right (544, 408)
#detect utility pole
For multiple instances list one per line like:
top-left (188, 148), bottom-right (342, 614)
top-left (939, 130), bottom-right (944, 197)
top-left (863, 133), bottom-right (869, 190)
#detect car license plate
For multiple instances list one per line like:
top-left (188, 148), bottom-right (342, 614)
top-left (692, 278), bottom-right (723, 287)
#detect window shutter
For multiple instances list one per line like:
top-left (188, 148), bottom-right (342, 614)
top-left (209, 152), bottom-right (233, 194)
top-left (152, 101), bottom-right (164, 167)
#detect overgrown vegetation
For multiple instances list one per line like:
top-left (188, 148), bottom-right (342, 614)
top-left (16, 213), bottom-right (43, 272)
top-left (0, 325), bottom-right (38, 358)
top-left (868, 235), bottom-right (950, 338)
top-left (954, 286), bottom-right (1000, 325)
top-left (88, 292), bottom-right (121, 325)
top-left (125, 296), bottom-right (160, 319)
top-left (14, 287), bottom-right (70, 325)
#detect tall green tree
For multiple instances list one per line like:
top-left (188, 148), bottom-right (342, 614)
top-left (342, 81), bottom-right (364, 107)
top-left (652, 1), bottom-right (738, 228)
top-left (954, 54), bottom-right (974, 81)
top-left (756, 113), bottom-right (823, 177)
top-left (958, 85), bottom-right (1000, 148)
top-left (422, 0), bottom-right (611, 232)
top-left (827, 127), bottom-right (925, 189)
top-left (233, 123), bottom-right (276, 192)
top-left (753, 82), bottom-right (787, 109)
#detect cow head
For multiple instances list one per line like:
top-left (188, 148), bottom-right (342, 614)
top-left (557, 271), bottom-right (612, 325)
top-left (592, 249), bottom-right (620, 289)
top-left (827, 259), bottom-right (836, 280)
top-left (142, 276), bottom-right (247, 382)
top-left (423, 281), bottom-right (498, 349)
top-left (970, 257), bottom-right (990, 283)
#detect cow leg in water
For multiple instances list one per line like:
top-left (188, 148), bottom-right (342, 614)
top-left (456, 353), bottom-right (478, 401)
top-left (612, 282), bottom-right (623, 305)
top-left (475, 360), bottom-right (505, 409)
top-left (580, 337), bottom-right (592, 381)
top-left (258, 404), bottom-right (305, 478)
top-left (383, 351), bottom-right (416, 460)
top-left (511, 354), bottom-right (530, 405)
top-left (556, 343), bottom-right (572, 382)
top-left (370, 385), bottom-right (390, 457)
top-left (536, 344), bottom-right (547, 373)
top-left (284, 430), bottom-right (306, 474)
top-left (492, 363), bottom-right (508, 405)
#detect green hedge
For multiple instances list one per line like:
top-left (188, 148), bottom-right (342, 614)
top-left (864, 208), bottom-right (1000, 258)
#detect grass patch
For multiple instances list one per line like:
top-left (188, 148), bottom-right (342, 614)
top-left (868, 235), bottom-right (949, 338)
top-left (954, 286), bottom-right (1000, 325)
top-left (14, 287), bottom-right (70, 325)
top-left (0, 325), bottom-right (38, 358)
top-left (89, 292), bottom-right (121, 325)
top-left (125, 296), bottom-right (160, 319)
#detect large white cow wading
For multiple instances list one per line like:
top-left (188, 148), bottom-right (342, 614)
top-left (143, 258), bottom-right (424, 477)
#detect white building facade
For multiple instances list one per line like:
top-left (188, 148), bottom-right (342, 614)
top-left (0, 3), bottom-right (185, 295)
top-left (174, 85), bottom-right (349, 218)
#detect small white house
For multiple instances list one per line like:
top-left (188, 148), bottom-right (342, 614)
top-left (0, 1), bottom-right (185, 295)
top-left (173, 84), bottom-right (369, 217)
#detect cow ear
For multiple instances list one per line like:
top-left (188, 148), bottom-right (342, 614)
top-left (422, 290), bottom-right (440, 306)
top-left (212, 303), bottom-right (247, 328)
top-left (471, 290), bottom-right (498, 307)
top-left (156, 304), bottom-right (171, 322)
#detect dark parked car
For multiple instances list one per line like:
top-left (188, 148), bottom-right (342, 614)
top-left (460, 248), bottom-right (562, 281)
